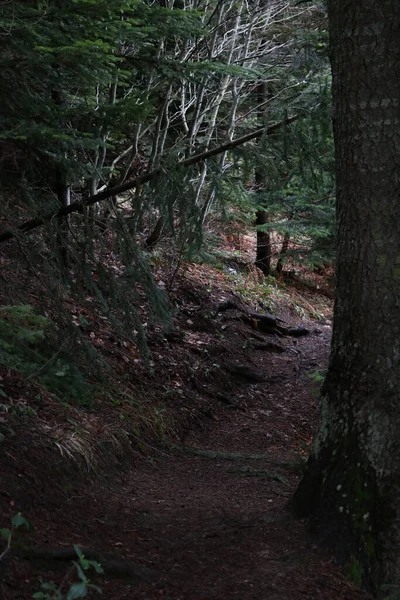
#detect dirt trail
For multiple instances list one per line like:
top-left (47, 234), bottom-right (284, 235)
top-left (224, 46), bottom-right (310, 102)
top-left (1, 300), bottom-right (371, 599)
top-left (85, 321), bottom-right (367, 600)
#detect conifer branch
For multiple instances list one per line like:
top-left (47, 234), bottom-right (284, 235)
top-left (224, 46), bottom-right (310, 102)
top-left (0, 114), bottom-right (298, 243)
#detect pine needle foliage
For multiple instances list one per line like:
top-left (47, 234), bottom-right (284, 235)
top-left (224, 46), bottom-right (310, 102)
top-left (253, 80), bottom-right (335, 267)
top-left (0, 306), bottom-right (93, 404)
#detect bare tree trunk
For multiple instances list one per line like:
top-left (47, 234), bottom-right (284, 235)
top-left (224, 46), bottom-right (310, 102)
top-left (255, 207), bottom-right (271, 276)
top-left (255, 81), bottom-right (271, 276)
top-left (292, 0), bottom-right (400, 591)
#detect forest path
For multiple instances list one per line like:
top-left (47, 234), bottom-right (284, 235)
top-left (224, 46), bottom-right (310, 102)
top-left (85, 319), bottom-right (368, 600)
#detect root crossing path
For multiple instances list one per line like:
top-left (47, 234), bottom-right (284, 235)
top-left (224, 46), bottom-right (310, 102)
top-left (8, 321), bottom-right (370, 600)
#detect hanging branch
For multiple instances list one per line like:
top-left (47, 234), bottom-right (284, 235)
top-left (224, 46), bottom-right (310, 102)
top-left (0, 114), bottom-right (299, 243)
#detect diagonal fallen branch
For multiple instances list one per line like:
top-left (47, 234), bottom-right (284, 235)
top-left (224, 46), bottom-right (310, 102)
top-left (0, 114), bottom-right (299, 243)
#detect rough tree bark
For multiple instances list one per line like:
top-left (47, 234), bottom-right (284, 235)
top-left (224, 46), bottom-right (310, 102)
top-left (292, 0), bottom-right (400, 591)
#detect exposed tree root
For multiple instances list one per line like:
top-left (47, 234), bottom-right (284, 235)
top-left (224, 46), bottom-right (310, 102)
top-left (18, 546), bottom-right (159, 582)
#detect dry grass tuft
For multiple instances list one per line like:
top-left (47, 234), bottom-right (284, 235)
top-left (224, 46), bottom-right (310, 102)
top-left (40, 411), bottom-right (132, 469)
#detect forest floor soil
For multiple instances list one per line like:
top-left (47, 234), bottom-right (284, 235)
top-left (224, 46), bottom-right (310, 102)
top-left (0, 239), bottom-right (371, 600)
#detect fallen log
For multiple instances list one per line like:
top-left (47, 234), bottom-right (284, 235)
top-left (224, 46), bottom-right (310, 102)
top-left (247, 313), bottom-right (309, 337)
top-left (216, 298), bottom-right (309, 338)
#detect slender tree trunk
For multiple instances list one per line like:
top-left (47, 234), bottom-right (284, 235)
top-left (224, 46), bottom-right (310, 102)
top-left (255, 81), bottom-right (271, 276)
top-left (292, 0), bottom-right (400, 591)
top-left (276, 230), bottom-right (290, 274)
top-left (255, 207), bottom-right (271, 276)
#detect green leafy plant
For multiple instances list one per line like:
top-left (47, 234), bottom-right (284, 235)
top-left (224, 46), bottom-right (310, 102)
top-left (1, 513), bottom-right (101, 599)
top-left (0, 513), bottom-right (31, 561)
top-left (32, 545), bottom-right (103, 600)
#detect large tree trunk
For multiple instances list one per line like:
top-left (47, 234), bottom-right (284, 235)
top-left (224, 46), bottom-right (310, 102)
top-left (292, 0), bottom-right (400, 591)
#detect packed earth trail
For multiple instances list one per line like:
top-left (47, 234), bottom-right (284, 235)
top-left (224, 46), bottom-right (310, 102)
top-left (100, 322), bottom-right (369, 600)
top-left (1, 295), bottom-right (372, 600)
